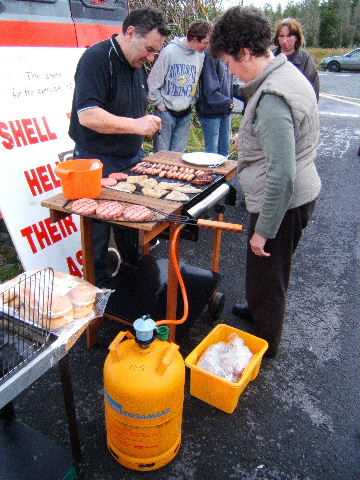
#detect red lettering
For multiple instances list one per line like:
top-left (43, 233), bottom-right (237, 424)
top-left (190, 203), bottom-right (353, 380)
top-left (0, 117), bottom-right (58, 150)
top-left (33, 117), bottom-right (48, 142)
top-left (57, 218), bottom-right (68, 238)
top-left (24, 163), bottom-right (63, 197)
top-left (66, 256), bottom-right (82, 277)
top-left (42, 117), bottom-right (57, 141)
top-left (32, 220), bottom-right (51, 250)
top-left (62, 215), bottom-right (78, 235)
top-left (20, 225), bottom-right (38, 253)
top-left (20, 217), bottom-right (78, 254)
top-left (37, 165), bottom-right (52, 192)
top-left (44, 217), bottom-right (62, 243)
top-left (22, 118), bottom-right (37, 145)
top-left (24, 168), bottom-right (43, 196)
top-left (76, 249), bottom-right (83, 267)
top-left (0, 122), bottom-right (14, 150)
top-left (9, 120), bottom-right (28, 147)
top-left (48, 163), bottom-right (61, 188)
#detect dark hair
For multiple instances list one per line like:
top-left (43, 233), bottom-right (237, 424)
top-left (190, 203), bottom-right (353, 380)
top-left (210, 6), bottom-right (271, 59)
top-left (122, 7), bottom-right (170, 37)
top-left (187, 21), bottom-right (212, 42)
top-left (273, 18), bottom-right (304, 51)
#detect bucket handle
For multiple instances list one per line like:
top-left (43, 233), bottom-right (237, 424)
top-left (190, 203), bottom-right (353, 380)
top-left (157, 343), bottom-right (179, 375)
top-left (108, 330), bottom-right (134, 357)
top-left (55, 166), bottom-right (73, 177)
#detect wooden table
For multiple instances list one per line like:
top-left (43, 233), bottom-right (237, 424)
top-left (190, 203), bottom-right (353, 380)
top-left (42, 152), bottom-right (237, 347)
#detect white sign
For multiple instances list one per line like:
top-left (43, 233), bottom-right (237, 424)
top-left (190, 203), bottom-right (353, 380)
top-left (0, 47), bottom-right (85, 276)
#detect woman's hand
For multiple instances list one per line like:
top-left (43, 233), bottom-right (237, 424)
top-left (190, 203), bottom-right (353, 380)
top-left (249, 232), bottom-right (271, 257)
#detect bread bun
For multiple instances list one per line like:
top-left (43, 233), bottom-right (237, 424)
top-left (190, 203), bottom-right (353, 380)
top-left (68, 283), bottom-right (97, 319)
top-left (0, 279), bottom-right (17, 305)
top-left (49, 295), bottom-right (74, 329)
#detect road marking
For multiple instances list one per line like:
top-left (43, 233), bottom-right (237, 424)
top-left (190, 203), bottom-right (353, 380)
top-left (320, 93), bottom-right (360, 107)
top-left (319, 72), bottom-right (352, 76)
top-left (319, 111), bottom-right (360, 118)
top-left (321, 92), bottom-right (360, 102)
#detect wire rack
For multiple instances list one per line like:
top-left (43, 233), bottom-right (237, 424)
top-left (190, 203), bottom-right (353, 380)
top-left (0, 268), bottom-right (55, 386)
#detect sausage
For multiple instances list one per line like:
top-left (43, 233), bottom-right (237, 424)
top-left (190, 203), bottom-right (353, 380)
top-left (109, 172), bottom-right (128, 181)
top-left (101, 177), bottom-right (117, 187)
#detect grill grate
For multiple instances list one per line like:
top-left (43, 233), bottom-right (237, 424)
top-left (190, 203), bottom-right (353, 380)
top-left (0, 268), bottom-right (55, 385)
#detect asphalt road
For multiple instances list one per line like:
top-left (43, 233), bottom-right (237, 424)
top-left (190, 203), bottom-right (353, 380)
top-left (10, 72), bottom-right (360, 480)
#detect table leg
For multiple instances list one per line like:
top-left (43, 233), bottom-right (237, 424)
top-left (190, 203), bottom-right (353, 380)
top-left (167, 224), bottom-right (180, 342)
top-left (59, 355), bottom-right (81, 463)
top-left (80, 217), bottom-right (103, 350)
top-left (212, 211), bottom-right (224, 274)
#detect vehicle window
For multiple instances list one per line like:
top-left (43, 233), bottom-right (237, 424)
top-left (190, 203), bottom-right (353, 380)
top-left (347, 50), bottom-right (360, 58)
top-left (69, 0), bottom-right (126, 20)
top-left (79, 0), bottom-right (119, 10)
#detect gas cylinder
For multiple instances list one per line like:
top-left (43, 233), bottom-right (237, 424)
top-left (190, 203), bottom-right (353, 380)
top-left (103, 316), bottom-right (185, 471)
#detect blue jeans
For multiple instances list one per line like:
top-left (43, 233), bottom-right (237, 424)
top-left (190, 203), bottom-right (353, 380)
top-left (154, 111), bottom-right (192, 152)
top-left (199, 115), bottom-right (231, 157)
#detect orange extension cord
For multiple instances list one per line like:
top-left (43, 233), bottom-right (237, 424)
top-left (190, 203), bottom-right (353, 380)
top-left (156, 223), bottom-right (189, 327)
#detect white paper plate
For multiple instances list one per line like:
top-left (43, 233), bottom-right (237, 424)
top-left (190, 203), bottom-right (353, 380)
top-left (182, 152), bottom-right (226, 166)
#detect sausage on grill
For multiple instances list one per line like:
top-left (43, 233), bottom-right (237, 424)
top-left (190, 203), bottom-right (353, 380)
top-left (109, 172), bottom-right (128, 181)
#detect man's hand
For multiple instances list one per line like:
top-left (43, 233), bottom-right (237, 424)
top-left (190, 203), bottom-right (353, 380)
top-left (157, 104), bottom-right (167, 112)
top-left (134, 115), bottom-right (161, 136)
top-left (249, 232), bottom-right (271, 257)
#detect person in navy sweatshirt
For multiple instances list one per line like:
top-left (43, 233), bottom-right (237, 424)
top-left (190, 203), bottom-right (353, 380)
top-left (196, 51), bottom-right (234, 157)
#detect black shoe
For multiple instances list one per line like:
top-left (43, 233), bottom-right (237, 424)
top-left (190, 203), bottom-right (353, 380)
top-left (232, 303), bottom-right (254, 321)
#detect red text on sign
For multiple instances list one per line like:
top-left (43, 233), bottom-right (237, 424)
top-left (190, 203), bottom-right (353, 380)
top-left (0, 116), bottom-right (57, 150)
top-left (24, 162), bottom-right (61, 196)
top-left (20, 215), bottom-right (78, 254)
top-left (67, 250), bottom-right (83, 277)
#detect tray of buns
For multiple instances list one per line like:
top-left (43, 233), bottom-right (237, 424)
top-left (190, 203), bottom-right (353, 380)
top-left (1, 270), bottom-right (110, 333)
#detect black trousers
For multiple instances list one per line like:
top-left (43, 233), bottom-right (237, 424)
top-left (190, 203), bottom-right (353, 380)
top-left (246, 201), bottom-right (316, 355)
top-left (73, 146), bottom-right (142, 286)
top-left (91, 220), bottom-right (139, 286)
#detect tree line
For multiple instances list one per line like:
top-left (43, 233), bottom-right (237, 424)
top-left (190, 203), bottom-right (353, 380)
top-left (265, 0), bottom-right (360, 48)
top-left (129, 0), bottom-right (360, 48)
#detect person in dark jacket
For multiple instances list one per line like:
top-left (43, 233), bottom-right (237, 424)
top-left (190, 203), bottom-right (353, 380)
top-left (273, 18), bottom-right (319, 101)
top-left (69, 8), bottom-right (168, 285)
top-left (196, 51), bottom-right (233, 156)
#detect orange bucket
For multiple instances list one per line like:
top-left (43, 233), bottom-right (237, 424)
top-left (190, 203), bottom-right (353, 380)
top-left (55, 159), bottom-right (103, 200)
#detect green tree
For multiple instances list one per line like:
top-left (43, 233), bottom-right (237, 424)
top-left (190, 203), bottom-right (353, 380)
top-left (319, 0), bottom-right (340, 47)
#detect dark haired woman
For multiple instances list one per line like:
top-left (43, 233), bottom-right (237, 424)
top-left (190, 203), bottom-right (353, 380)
top-left (211, 7), bottom-right (321, 357)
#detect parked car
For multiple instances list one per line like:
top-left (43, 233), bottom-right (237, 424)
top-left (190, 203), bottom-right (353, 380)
top-left (320, 48), bottom-right (360, 72)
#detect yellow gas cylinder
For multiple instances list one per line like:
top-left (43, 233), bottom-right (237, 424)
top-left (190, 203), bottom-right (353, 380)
top-left (103, 316), bottom-right (185, 471)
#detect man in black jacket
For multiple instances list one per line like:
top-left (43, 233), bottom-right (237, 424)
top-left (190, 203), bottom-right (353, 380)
top-left (69, 8), bottom-right (169, 285)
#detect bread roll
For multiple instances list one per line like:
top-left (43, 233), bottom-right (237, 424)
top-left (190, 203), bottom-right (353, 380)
top-left (48, 295), bottom-right (74, 329)
top-left (68, 283), bottom-right (97, 319)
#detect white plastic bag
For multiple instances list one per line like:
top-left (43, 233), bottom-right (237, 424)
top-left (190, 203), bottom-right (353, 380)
top-left (197, 333), bottom-right (253, 383)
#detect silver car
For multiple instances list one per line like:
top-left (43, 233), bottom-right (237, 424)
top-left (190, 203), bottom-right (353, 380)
top-left (320, 48), bottom-right (360, 72)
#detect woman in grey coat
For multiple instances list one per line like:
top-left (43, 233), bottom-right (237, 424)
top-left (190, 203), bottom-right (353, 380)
top-left (273, 18), bottom-right (319, 101)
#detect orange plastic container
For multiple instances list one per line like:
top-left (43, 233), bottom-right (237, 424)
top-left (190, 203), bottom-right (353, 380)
top-left (185, 324), bottom-right (268, 414)
top-left (55, 159), bottom-right (103, 200)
